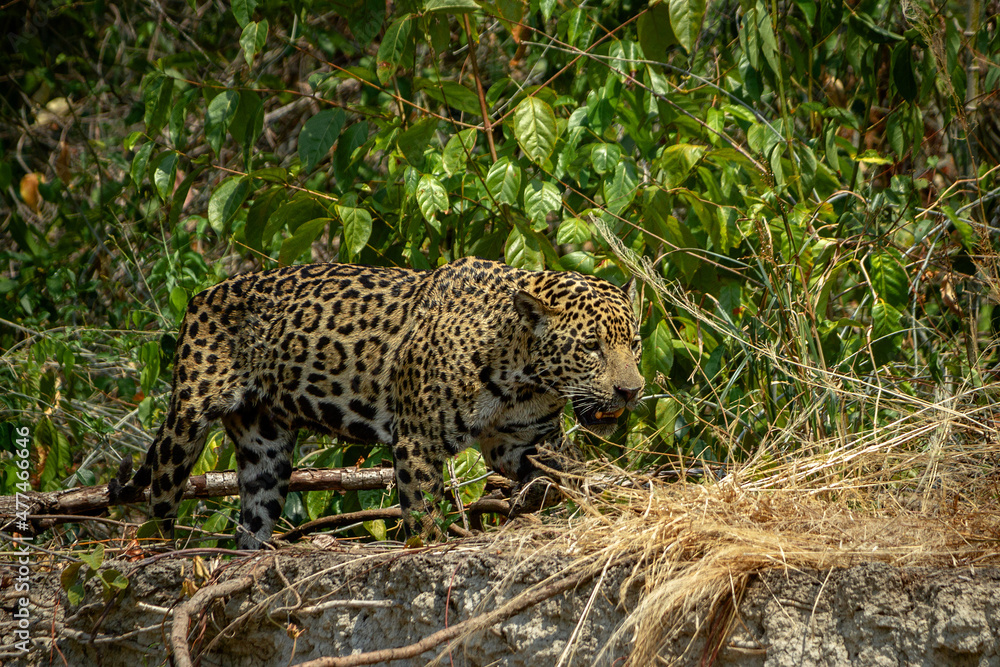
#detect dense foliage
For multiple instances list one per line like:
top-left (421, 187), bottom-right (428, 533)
top-left (2, 0), bottom-right (998, 544)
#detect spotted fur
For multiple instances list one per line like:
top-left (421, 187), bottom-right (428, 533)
top-left (109, 257), bottom-right (644, 548)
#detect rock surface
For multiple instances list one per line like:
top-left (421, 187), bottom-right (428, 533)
top-left (3, 547), bottom-right (998, 666)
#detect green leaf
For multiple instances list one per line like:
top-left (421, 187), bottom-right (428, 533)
top-left (416, 175), bottom-right (449, 223)
top-left (377, 15), bottom-right (414, 84)
top-left (892, 42), bottom-right (917, 102)
top-left (659, 143), bottom-right (706, 187)
top-left (240, 19), bottom-right (268, 66)
top-left (230, 91), bottom-right (264, 153)
top-left (418, 80), bottom-right (481, 115)
top-left (644, 187), bottom-right (700, 280)
top-left (339, 205), bottom-right (373, 260)
top-left (486, 157), bottom-right (522, 205)
top-left (298, 109), bottom-right (346, 173)
top-left (451, 448), bottom-right (488, 504)
top-left (424, 0), bottom-right (478, 13)
top-left (205, 90), bottom-right (240, 155)
top-left (871, 300), bottom-right (903, 365)
top-left (347, 0), bottom-right (384, 46)
top-left (152, 151), bottom-right (178, 201)
top-left (265, 196), bottom-right (330, 243)
top-left (642, 320), bottom-right (675, 378)
top-left (396, 117), bottom-right (438, 165)
top-left (637, 3), bottom-right (677, 63)
top-left (278, 218), bottom-right (332, 265)
top-left (60, 561), bottom-right (84, 596)
top-left (138, 341), bottom-right (160, 394)
top-left (67, 582), bottom-right (85, 606)
top-left (505, 224), bottom-right (544, 270)
top-left (556, 217), bottom-right (591, 245)
top-left (169, 287), bottom-right (188, 318)
top-left (131, 142), bottom-right (153, 187)
top-left (670, 0), bottom-right (706, 55)
top-left (232, 0), bottom-right (258, 28)
top-left (305, 489), bottom-right (332, 522)
top-left (442, 128), bottom-right (478, 176)
top-left (363, 519), bottom-right (387, 541)
top-left (208, 176), bottom-right (250, 234)
top-left (246, 187), bottom-right (287, 252)
top-left (590, 143), bottom-right (621, 175)
top-left (79, 544), bottom-right (105, 571)
top-left (335, 121), bottom-right (370, 183)
top-left (513, 97), bottom-right (558, 165)
top-left (603, 160), bottom-right (638, 215)
top-left (523, 179), bottom-right (561, 226)
top-left (142, 72), bottom-right (174, 138)
top-left (868, 250), bottom-right (908, 309)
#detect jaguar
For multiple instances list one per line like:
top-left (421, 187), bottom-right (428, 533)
top-left (109, 257), bottom-right (644, 549)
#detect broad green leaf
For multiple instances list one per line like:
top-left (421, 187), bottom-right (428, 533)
top-left (230, 91), bottom-right (264, 152)
top-left (556, 217), bottom-right (591, 245)
top-left (424, 0), bottom-right (478, 13)
top-left (142, 72), bottom-right (173, 138)
top-left (752, 1), bottom-right (780, 75)
top-left (419, 80), bottom-right (481, 115)
top-left (232, 0), bottom-right (258, 28)
top-left (152, 151), bottom-right (178, 201)
top-left (245, 186), bottom-right (286, 251)
top-left (892, 42), bottom-right (917, 103)
top-left (486, 157), bottom-right (522, 205)
top-left (608, 39), bottom-right (642, 83)
top-left (364, 519), bottom-right (388, 541)
top-left (637, 3), bottom-right (676, 63)
top-left (305, 489), bottom-right (332, 522)
top-left (205, 90), bottom-right (240, 155)
top-left (347, 0), bottom-right (384, 46)
top-left (642, 320), bottom-right (675, 378)
top-left (264, 195), bottom-right (329, 243)
top-left (339, 205), bottom-right (373, 260)
top-left (670, 0), bottom-right (706, 55)
top-left (505, 224), bottom-right (544, 270)
top-left (513, 97), bottom-right (558, 165)
top-left (603, 160), bottom-right (638, 215)
top-left (591, 143), bottom-right (621, 175)
top-left (79, 544), bottom-right (105, 571)
top-left (240, 20), bottom-right (268, 66)
top-left (279, 218), bottom-right (332, 265)
top-left (523, 179), bottom-right (561, 226)
top-left (170, 287), bottom-right (188, 318)
top-left (208, 176), bottom-right (250, 234)
top-left (131, 142), bottom-right (153, 187)
top-left (396, 117), bottom-right (438, 165)
top-left (871, 300), bottom-right (903, 365)
top-left (60, 562), bottom-right (84, 595)
top-left (416, 174), bottom-right (449, 222)
top-left (868, 250), bottom-right (908, 309)
top-left (377, 15), bottom-right (414, 84)
top-left (335, 121), bottom-right (370, 183)
top-left (442, 128), bottom-right (478, 176)
top-left (298, 109), bottom-right (346, 172)
top-left (451, 448), bottom-right (488, 504)
top-left (886, 112), bottom-right (905, 159)
top-left (660, 143), bottom-right (706, 187)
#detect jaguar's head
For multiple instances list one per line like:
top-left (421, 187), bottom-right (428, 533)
top-left (515, 272), bottom-right (644, 437)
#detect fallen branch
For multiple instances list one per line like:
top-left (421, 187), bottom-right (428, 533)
top-left (170, 576), bottom-right (255, 667)
top-left (0, 467), bottom-right (396, 533)
top-left (278, 498), bottom-right (511, 542)
top-left (293, 556), bottom-right (627, 667)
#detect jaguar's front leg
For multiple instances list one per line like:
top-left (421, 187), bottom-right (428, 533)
top-left (392, 436), bottom-right (448, 542)
top-left (507, 435), bottom-right (585, 519)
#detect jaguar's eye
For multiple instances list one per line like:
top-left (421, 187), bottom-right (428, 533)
top-left (582, 339), bottom-right (600, 352)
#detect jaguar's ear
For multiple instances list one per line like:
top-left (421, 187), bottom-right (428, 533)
top-left (622, 277), bottom-right (640, 314)
top-left (513, 290), bottom-right (555, 332)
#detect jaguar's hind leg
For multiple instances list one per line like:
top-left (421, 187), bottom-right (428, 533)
top-left (222, 402), bottom-right (296, 550)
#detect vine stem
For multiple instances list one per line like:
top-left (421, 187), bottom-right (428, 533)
top-left (463, 14), bottom-right (497, 162)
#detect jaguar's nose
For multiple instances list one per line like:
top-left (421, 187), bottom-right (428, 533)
top-left (614, 385), bottom-right (641, 403)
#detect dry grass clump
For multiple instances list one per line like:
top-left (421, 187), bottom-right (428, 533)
top-left (503, 395), bottom-right (1000, 664)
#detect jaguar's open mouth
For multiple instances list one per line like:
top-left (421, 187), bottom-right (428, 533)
top-left (573, 401), bottom-right (626, 426)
